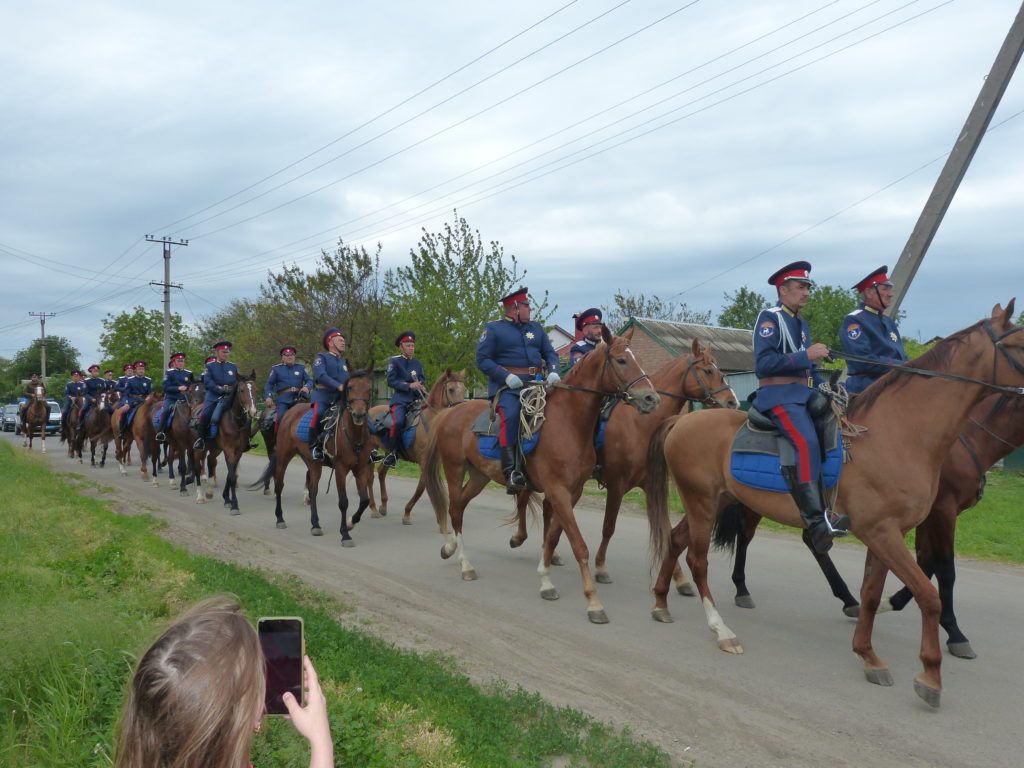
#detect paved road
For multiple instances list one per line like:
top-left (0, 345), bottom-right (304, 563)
top-left (11, 431), bottom-right (1023, 767)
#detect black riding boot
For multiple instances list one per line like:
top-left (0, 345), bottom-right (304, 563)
top-left (308, 422), bottom-right (324, 460)
top-left (781, 466), bottom-right (834, 555)
top-left (500, 445), bottom-right (526, 494)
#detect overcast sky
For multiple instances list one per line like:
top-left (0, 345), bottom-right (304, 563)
top-left (2, 0), bottom-right (1022, 368)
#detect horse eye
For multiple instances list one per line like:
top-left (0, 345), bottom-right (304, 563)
top-left (616, 357), bottom-right (627, 364)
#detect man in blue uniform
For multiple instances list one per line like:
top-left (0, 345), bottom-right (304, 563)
top-left (569, 308), bottom-right (604, 366)
top-left (120, 361), bottom-right (153, 438)
top-left (308, 328), bottom-right (350, 461)
top-left (476, 287), bottom-right (561, 493)
top-left (79, 365), bottom-right (108, 426)
top-left (383, 330), bottom-right (426, 467)
top-left (194, 342), bottom-right (239, 450)
top-left (263, 346), bottom-right (312, 429)
top-left (61, 370), bottom-right (85, 433)
top-left (840, 265), bottom-right (907, 395)
top-left (103, 369), bottom-right (116, 394)
top-left (156, 353), bottom-right (193, 442)
top-left (752, 261), bottom-right (849, 554)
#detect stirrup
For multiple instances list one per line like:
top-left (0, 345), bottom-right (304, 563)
top-left (370, 449), bottom-right (385, 463)
top-left (826, 512), bottom-right (851, 537)
top-left (506, 470), bottom-right (526, 494)
top-left (192, 437), bottom-right (205, 450)
top-left (155, 432), bottom-right (166, 442)
top-left (311, 445), bottom-right (324, 460)
top-left (383, 452), bottom-right (398, 468)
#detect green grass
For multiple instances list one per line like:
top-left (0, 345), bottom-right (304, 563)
top-left (0, 441), bottom-right (670, 768)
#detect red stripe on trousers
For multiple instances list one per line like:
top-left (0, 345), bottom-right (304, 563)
top-left (390, 404), bottom-right (398, 438)
top-left (311, 403), bottom-right (319, 429)
top-left (497, 406), bottom-right (507, 447)
top-left (770, 406), bottom-right (812, 483)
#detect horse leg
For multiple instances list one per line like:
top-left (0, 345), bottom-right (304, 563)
top-left (223, 456), bottom-right (240, 515)
top-left (444, 468), bottom-right (489, 580)
top-left (800, 529), bottom-right (860, 616)
top-left (402, 475), bottom-right (427, 526)
top-left (307, 462), bottom-right (324, 535)
top-left (350, 465), bottom-right (373, 528)
top-left (509, 492), bottom-right (530, 549)
top-left (370, 463), bottom-right (387, 518)
top-left (337, 472), bottom-right (355, 547)
top-left (193, 449), bottom-right (207, 504)
top-left (541, 486), bottom-right (607, 624)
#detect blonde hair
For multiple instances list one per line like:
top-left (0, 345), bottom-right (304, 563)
top-left (114, 597), bottom-right (265, 768)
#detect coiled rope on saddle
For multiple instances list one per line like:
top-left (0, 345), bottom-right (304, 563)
top-left (519, 383), bottom-right (548, 441)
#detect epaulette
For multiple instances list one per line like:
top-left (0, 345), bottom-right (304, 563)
top-left (847, 308), bottom-right (865, 317)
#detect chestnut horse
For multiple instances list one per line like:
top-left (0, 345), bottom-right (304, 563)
top-left (113, 394), bottom-right (163, 484)
top-left (62, 395), bottom-right (84, 459)
top-left (592, 338), bottom-right (738, 585)
top-left (75, 390), bottom-right (114, 467)
top-left (190, 373), bottom-right (259, 512)
top-left (421, 326), bottom-right (660, 623)
top-left (645, 302), bottom-right (1024, 708)
top-left (21, 384), bottom-right (49, 453)
top-left (252, 369), bottom-right (375, 545)
top-left (366, 367), bottom-right (468, 522)
top-left (162, 397), bottom-right (199, 497)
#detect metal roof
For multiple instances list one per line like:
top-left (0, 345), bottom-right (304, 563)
top-left (620, 317), bottom-right (754, 372)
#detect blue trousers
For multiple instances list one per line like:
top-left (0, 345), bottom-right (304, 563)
top-left (767, 404), bottom-right (820, 484)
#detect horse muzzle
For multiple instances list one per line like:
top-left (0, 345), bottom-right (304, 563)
top-left (629, 389), bottom-right (661, 414)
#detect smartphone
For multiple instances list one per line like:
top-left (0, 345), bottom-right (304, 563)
top-left (257, 617), bottom-right (304, 715)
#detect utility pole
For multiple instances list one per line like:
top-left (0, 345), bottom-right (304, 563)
top-left (889, 2), bottom-right (1024, 314)
top-left (146, 235), bottom-right (187, 371)
top-left (28, 311), bottom-right (56, 378)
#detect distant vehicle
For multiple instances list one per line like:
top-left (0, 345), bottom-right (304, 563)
top-left (14, 399), bottom-right (62, 435)
top-left (2, 404), bottom-right (18, 432)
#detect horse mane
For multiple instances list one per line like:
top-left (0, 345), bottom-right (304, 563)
top-left (849, 321), bottom-right (981, 417)
top-left (348, 368), bottom-right (372, 380)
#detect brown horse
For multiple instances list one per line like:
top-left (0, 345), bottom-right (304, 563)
top-left (162, 397), bottom-right (199, 497)
top-left (190, 373), bottom-right (259, 512)
top-left (366, 367), bottom-right (468, 523)
top-left (21, 383), bottom-right (49, 453)
top-left (645, 302), bottom-right (1024, 708)
top-left (113, 394), bottom-right (163, 484)
top-left (75, 390), bottom-right (114, 467)
top-left (62, 395), bottom-right (83, 459)
top-left (421, 326), bottom-right (660, 623)
top-left (252, 369), bottom-right (375, 545)
top-left (592, 338), bottom-right (738, 585)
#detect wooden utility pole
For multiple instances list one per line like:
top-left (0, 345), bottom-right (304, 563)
top-left (146, 235), bottom-right (187, 371)
top-left (28, 311), bottom-right (56, 378)
top-left (890, 2), bottom-right (1024, 314)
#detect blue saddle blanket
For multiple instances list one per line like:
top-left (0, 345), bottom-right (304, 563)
top-left (380, 425), bottom-right (416, 453)
top-left (478, 431), bottom-right (539, 460)
top-left (296, 409), bottom-right (315, 442)
top-left (151, 404), bottom-right (177, 429)
top-left (731, 442), bottom-right (843, 492)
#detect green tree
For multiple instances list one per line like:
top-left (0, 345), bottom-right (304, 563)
top-left (602, 291), bottom-right (711, 332)
top-left (197, 297), bottom-right (274, 380)
top-left (801, 285), bottom-right (858, 354)
top-left (5, 336), bottom-right (81, 383)
top-left (384, 212), bottom-right (550, 388)
top-left (98, 306), bottom-right (205, 379)
top-left (718, 286), bottom-right (771, 329)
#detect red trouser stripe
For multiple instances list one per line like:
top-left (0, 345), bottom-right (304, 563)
top-left (771, 406), bottom-right (812, 483)
top-left (390, 404), bottom-right (399, 438)
top-left (497, 406), bottom-right (507, 447)
top-left (310, 403), bottom-right (319, 428)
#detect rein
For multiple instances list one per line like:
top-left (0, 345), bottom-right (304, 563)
top-left (655, 355), bottom-right (732, 406)
top-left (553, 344), bottom-right (652, 402)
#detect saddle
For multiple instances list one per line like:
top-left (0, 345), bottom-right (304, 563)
top-left (370, 402), bottom-right (423, 436)
top-left (471, 406), bottom-right (539, 460)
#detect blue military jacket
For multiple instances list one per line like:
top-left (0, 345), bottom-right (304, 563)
top-left (162, 368), bottom-right (194, 401)
top-left (476, 317), bottom-right (560, 397)
top-left (569, 338), bottom-right (598, 367)
top-left (312, 352), bottom-right (349, 392)
top-left (125, 375), bottom-right (153, 405)
top-left (83, 376), bottom-right (107, 401)
top-left (752, 303), bottom-right (822, 410)
top-left (840, 304), bottom-right (907, 394)
top-left (264, 363), bottom-right (313, 404)
top-left (387, 355), bottom-right (426, 404)
top-left (64, 380), bottom-right (85, 402)
top-left (202, 361), bottom-right (239, 403)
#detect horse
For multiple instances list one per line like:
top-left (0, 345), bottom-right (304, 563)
top-left (190, 372), bottom-right (259, 512)
top-left (75, 390), bottom-right (114, 467)
top-left (720, 389), bottom-right (1024, 659)
top-left (644, 301), bottom-right (1024, 708)
top-left (162, 397), bottom-right (200, 497)
top-left (62, 395), bottom-right (84, 459)
top-left (365, 367), bottom-right (469, 523)
top-left (592, 338), bottom-right (738, 586)
top-left (421, 326), bottom-right (660, 623)
top-left (113, 394), bottom-right (163, 484)
top-left (21, 384), bottom-right (49, 453)
top-left (252, 369), bottom-right (375, 545)
top-left (255, 391), bottom-right (309, 495)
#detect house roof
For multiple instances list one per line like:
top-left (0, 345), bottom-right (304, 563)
top-left (619, 316), bottom-right (754, 372)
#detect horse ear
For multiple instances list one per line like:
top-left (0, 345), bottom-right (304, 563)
top-left (992, 300), bottom-right (1016, 327)
top-left (445, 366), bottom-right (452, 375)
top-left (249, 369), bottom-right (256, 380)
top-left (691, 337), bottom-right (700, 356)
top-left (619, 325), bottom-right (635, 342)
top-left (458, 369), bottom-right (466, 376)
top-left (1006, 298), bottom-right (1017, 323)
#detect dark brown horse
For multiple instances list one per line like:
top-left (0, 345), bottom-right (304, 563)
top-left (190, 373), bottom-right (259, 512)
top-left (645, 302), bottom-right (1024, 707)
top-left (21, 383), bottom-right (49, 453)
top-left (62, 395), bottom-right (84, 459)
top-left (592, 338), bottom-right (738, 586)
top-left (253, 369), bottom-right (375, 545)
top-left (113, 394), bottom-right (163, 484)
top-left (421, 326), bottom-right (660, 623)
top-left (75, 390), bottom-right (114, 467)
top-left (366, 367), bottom-right (469, 523)
top-left (162, 397), bottom-right (199, 497)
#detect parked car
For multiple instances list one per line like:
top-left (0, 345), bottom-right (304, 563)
top-left (14, 400), bottom-right (62, 435)
top-left (2, 404), bottom-right (19, 432)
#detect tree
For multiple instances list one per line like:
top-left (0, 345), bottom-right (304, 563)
top-left (602, 291), bottom-right (711, 332)
top-left (98, 307), bottom-right (205, 378)
top-left (5, 336), bottom-right (80, 382)
top-left (801, 285), bottom-right (859, 355)
top-left (384, 212), bottom-right (550, 388)
top-left (718, 286), bottom-right (771, 329)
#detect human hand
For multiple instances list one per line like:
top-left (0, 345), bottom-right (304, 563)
top-left (546, 372), bottom-right (560, 385)
top-left (410, 382), bottom-right (425, 391)
top-left (282, 656), bottom-right (333, 768)
top-left (300, 387), bottom-right (309, 394)
top-left (504, 374), bottom-right (523, 389)
top-left (265, 397), bottom-right (274, 408)
top-left (807, 343), bottom-right (830, 361)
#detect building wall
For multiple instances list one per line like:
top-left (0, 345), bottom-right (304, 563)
top-left (629, 330), bottom-right (676, 374)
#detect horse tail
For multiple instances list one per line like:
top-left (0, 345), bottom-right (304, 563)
top-left (711, 502), bottom-right (746, 555)
top-left (249, 454), bottom-right (278, 492)
top-left (646, 415), bottom-right (681, 569)
top-left (421, 425), bottom-right (449, 532)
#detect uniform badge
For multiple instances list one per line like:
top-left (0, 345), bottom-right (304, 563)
top-left (228, 370), bottom-right (235, 376)
top-left (847, 324), bottom-right (861, 340)
top-left (342, 365), bottom-right (348, 371)
top-left (479, 330), bottom-right (487, 342)
top-left (387, 363), bottom-right (394, 372)
top-left (314, 358), bottom-right (323, 367)
top-left (293, 370), bottom-right (300, 375)
top-left (525, 331), bottom-right (535, 339)
top-left (890, 331), bottom-right (898, 342)
top-left (758, 321), bottom-right (775, 338)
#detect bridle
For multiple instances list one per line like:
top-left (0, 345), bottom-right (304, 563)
top-left (657, 354), bottom-right (733, 407)
top-left (554, 342), bottom-right (653, 404)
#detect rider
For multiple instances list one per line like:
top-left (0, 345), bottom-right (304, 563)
top-left (79, 365), bottom-right (107, 427)
top-left (19, 373), bottom-right (42, 421)
top-left (112, 363), bottom-right (135, 423)
top-left (840, 265), bottom-right (908, 395)
top-left (103, 369), bottom-right (117, 395)
top-left (61, 370), bottom-right (85, 433)
top-left (120, 361), bottom-right (153, 439)
top-left (383, 330), bottom-right (426, 468)
top-left (752, 261), bottom-right (849, 555)
top-left (308, 328), bottom-right (350, 461)
top-left (263, 346), bottom-right (312, 429)
top-left (156, 353), bottom-right (193, 442)
top-left (194, 342), bottom-right (238, 450)
top-left (476, 287), bottom-right (561, 493)
top-left (569, 308), bottom-right (604, 367)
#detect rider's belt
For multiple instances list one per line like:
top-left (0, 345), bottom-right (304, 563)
top-left (758, 376), bottom-right (812, 387)
top-left (316, 384), bottom-right (337, 390)
top-left (276, 387), bottom-right (299, 394)
top-left (504, 366), bottom-right (541, 375)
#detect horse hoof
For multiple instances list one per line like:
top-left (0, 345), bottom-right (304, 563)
top-left (864, 668), bottom-right (894, 687)
top-left (734, 595), bottom-right (755, 609)
top-left (540, 588), bottom-right (559, 601)
top-left (677, 583), bottom-right (696, 597)
top-left (402, 518), bottom-right (413, 526)
top-left (587, 609), bottom-right (609, 624)
top-left (440, 544), bottom-right (455, 560)
top-left (509, 536), bottom-right (524, 548)
top-left (277, 521), bottom-right (288, 530)
top-left (341, 539), bottom-right (355, 548)
top-left (462, 570), bottom-right (477, 581)
top-left (370, 511), bottom-right (383, 519)
top-left (378, 508), bottom-right (387, 517)
top-left (595, 572), bottom-right (612, 584)
top-left (652, 608), bottom-right (674, 623)
top-left (263, 488), bottom-right (270, 495)
top-left (196, 498), bottom-right (206, 505)
top-left (311, 527), bottom-right (323, 536)
top-left (947, 641), bottom-right (977, 659)
top-left (151, 481), bottom-right (159, 488)
top-left (718, 637), bottom-right (744, 654)
top-left (843, 604), bottom-right (861, 618)
top-left (913, 677), bottom-right (941, 708)
top-left (550, 553), bottom-right (564, 566)
top-left (205, 491), bottom-right (213, 499)
top-left (229, 509), bottom-right (240, 516)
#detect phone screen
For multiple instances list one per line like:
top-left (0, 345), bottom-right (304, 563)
top-left (257, 617), bottom-right (304, 715)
